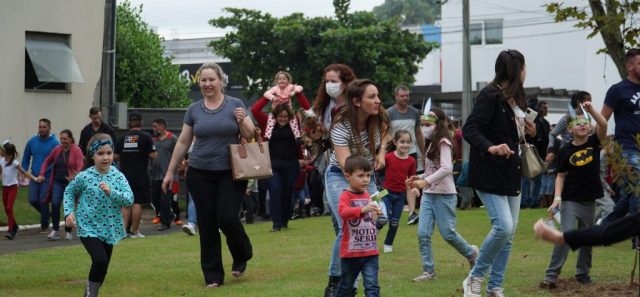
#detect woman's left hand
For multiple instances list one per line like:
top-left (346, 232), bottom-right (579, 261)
top-left (374, 153), bottom-right (385, 171)
top-left (234, 108), bottom-right (248, 124)
top-left (525, 121), bottom-right (537, 137)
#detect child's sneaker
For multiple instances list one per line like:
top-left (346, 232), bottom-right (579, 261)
top-left (407, 212), bottom-right (419, 225)
top-left (47, 230), bottom-right (60, 241)
top-left (129, 232), bottom-right (145, 239)
top-left (463, 275), bottom-right (483, 297)
top-left (487, 287), bottom-right (505, 297)
top-left (383, 245), bottom-right (393, 253)
top-left (412, 271), bottom-right (436, 282)
top-left (467, 245), bottom-right (479, 268)
top-left (65, 232), bottom-right (73, 241)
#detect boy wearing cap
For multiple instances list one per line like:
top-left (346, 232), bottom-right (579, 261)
top-left (114, 112), bottom-right (157, 238)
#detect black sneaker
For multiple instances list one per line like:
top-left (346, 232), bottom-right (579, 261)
top-left (407, 212), bottom-right (419, 225)
top-left (576, 275), bottom-right (592, 285)
top-left (158, 225), bottom-right (170, 231)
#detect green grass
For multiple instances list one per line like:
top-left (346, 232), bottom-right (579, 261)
top-left (0, 208), bottom-right (635, 296)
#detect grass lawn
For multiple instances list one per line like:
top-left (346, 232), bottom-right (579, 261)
top-left (0, 208), bottom-right (637, 296)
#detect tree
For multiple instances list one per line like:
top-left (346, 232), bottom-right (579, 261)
top-left (546, 1), bottom-right (640, 79)
top-left (116, 0), bottom-right (190, 108)
top-left (373, 0), bottom-right (440, 26)
top-left (209, 8), bottom-right (435, 103)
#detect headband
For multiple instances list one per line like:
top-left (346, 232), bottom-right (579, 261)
top-left (567, 102), bottom-right (591, 128)
top-left (89, 139), bottom-right (113, 156)
top-left (421, 97), bottom-right (438, 124)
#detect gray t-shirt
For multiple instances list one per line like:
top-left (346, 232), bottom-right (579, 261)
top-left (386, 105), bottom-right (421, 154)
top-left (184, 96), bottom-right (246, 171)
top-left (149, 133), bottom-right (177, 181)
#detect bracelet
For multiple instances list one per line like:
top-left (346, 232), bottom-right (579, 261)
top-left (553, 196), bottom-right (562, 202)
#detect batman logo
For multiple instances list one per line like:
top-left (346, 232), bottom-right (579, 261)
top-left (569, 148), bottom-right (594, 166)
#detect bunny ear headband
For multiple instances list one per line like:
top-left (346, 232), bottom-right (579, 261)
top-left (421, 97), bottom-right (438, 124)
top-left (2, 137), bottom-right (11, 146)
top-left (567, 102), bottom-right (591, 128)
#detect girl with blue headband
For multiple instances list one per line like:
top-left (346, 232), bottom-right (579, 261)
top-left (63, 133), bottom-right (133, 297)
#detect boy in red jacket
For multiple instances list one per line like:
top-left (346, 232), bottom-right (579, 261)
top-left (337, 155), bottom-right (382, 297)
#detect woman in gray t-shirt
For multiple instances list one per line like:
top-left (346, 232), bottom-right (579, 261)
top-left (162, 63), bottom-right (255, 288)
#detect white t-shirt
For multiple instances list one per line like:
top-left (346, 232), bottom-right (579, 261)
top-left (0, 159), bottom-right (20, 186)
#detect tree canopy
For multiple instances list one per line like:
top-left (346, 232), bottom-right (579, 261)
top-left (116, 1), bottom-right (190, 108)
top-left (373, 0), bottom-right (440, 26)
top-left (546, 0), bottom-right (640, 79)
top-left (209, 8), bottom-right (435, 104)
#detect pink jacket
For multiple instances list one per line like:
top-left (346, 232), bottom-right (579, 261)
top-left (40, 144), bottom-right (84, 202)
top-left (264, 84), bottom-right (304, 103)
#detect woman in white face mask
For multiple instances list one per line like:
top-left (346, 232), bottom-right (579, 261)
top-left (313, 64), bottom-right (357, 133)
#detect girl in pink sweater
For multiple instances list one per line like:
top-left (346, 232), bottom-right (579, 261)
top-left (407, 106), bottom-right (478, 282)
top-left (263, 71), bottom-right (303, 140)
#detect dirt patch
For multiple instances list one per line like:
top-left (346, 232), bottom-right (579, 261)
top-left (535, 278), bottom-right (639, 297)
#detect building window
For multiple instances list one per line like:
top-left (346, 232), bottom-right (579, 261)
top-left (484, 20), bottom-right (503, 45)
top-left (469, 20), bottom-right (503, 46)
top-left (470, 22), bottom-right (483, 45)
top-left (25, 32), bottom-right (84, 91)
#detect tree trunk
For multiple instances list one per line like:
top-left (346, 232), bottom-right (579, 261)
top-left (590, 0), bottom-right (627, 79)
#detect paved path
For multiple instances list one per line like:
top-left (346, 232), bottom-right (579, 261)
top-left (0, 209), bottom-right (186, 255)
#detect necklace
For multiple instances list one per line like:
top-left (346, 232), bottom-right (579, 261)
top-left (200, 96), bottom-right (226, 114)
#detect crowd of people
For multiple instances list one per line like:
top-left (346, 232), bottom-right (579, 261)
top-left (2, 48), bottom-right (640, 297)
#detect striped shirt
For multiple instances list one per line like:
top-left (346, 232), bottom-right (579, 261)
top-left (330, 121), bottom-right (381, 168)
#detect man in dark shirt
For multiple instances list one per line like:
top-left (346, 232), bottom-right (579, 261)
top-left (78, 107), bottom-right (117, 157)
top-left (115, 112), bottom-right (157, 238)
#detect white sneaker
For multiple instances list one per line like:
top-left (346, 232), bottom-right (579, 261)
top-left (463, 275), bottom-right (483, 297)
top-left (383, 245), bottom-right (393, 253)
top-left (412, 271), bottom-right (436, 282)
top-left (129, 232), bottom-right (145, 238)
top-left (47, 230), bottom-right (60, 240)
top-left (487, 287), bottom-right (505, 297)
top-left (182, 223), bottom-right (196, 236)
top-left (65, 232), bottom-right (73, 240)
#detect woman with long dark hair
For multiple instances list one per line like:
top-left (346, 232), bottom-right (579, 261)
top-left (323, 79), bottom-right (389, 296)
top-left (461, 49), bottom-right (536, 297)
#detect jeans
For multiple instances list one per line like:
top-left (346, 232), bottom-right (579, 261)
top-left (187, 192), bottom-right (197, 225)
top-left (51, 180), bottom-right (71, 232)
top-left (325, 167), bottom-right (378, 277)
top-left (604, 149), bottom-right (640, 224)
top-left (470, 190), bottom-right (520, 291)
top-left (267, 159), bottom-right (300, 228)
top-left (28, 177), bottom-right (50, 229)
top-left (521, 175), bottom-right (542, 208)
top-left (337, 255), bottom-right (380, 297)
top-left (418, 193), bottom-right (474, 273)
top-left (381, 190), bottom-right (405, 246)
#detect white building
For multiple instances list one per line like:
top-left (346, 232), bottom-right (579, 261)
top-left (0, 1), bottom-right (105, 150)
top-left (421, 0), bottom-right (621, 124)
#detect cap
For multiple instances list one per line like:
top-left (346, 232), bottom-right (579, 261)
top-left (129, 112), bottom-right (142, 122)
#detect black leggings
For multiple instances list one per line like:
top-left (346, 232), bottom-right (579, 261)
top-left (80, 237), bottom-right (113, 283)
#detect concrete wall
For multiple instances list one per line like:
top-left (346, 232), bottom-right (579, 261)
top-left (0, 1), bottom-right (104, 157)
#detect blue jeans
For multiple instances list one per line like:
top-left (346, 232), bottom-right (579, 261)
top-left (267, 159), bottom-right (300, 229)
top-left (418, 193), bottom-right (474, 273)
top-left (470, 190), bottom-right (521, 291)
top-left (51, 180), bottom-right (69, 231)
top-left (325, 167), bottom-right (378, 277)
top-left (521, 175), bottom-right (542, 208)
top-left (337, 255), bottom-right (380, 297)
top-left (382, 190), bottom-right (405, 246)
top-left (604, 149), bottom-right (640, 224)
top-left (187, 192), bottom-right (197, 225)
top-left (28, 177), bottom-right (50, 229)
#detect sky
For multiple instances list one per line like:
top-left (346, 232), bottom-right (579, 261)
top-left (127, 0), bottom-right (385, 39)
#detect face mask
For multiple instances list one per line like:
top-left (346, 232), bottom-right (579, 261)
top-left (325, 82), bottom-right (342, 98)
top-left (422, 126), bottom-right (435, 139)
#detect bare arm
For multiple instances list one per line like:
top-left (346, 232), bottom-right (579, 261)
top-left (334, 146), bottom-right (350, 169)
top-left (162, 124), bottom-right (194, 192)
top-left (548, 172), bottom-right (566, 212)
top-left (601, 104), bottom-right (614, 121)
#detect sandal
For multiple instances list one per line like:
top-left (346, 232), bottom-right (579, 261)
top-left (232, 261), bottom-right (247, 277)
